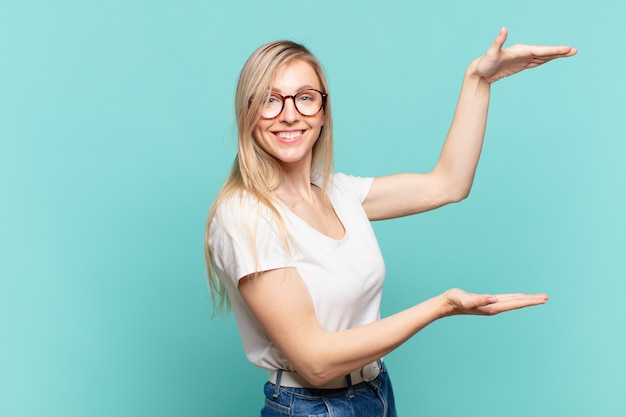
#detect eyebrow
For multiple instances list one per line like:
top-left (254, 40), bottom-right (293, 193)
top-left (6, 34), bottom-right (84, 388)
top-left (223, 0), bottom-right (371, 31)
top-left (269, 85), bottom-right (319, 93)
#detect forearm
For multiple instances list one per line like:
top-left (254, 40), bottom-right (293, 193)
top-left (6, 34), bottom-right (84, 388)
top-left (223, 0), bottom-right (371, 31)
top-left (361, 61), bottom-right (492, 220)
top-left (295, 294), bottom-right (447, 385)
top-left (244, 268), bottom-right (546, 386)
top-left (298, 287), bottom-right (547, 386)
top-left (435, 59), bottom-right (491, 201)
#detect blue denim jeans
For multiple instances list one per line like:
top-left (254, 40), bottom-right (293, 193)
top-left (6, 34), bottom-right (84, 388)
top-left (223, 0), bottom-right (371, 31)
top-left (261, 363), bottom-right (397, 417)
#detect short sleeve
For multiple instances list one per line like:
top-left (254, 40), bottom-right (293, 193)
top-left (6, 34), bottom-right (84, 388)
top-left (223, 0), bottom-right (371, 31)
top-left (325, 172), bottom-right (374, 203)
top-left (208, 194), bottom-right (293, 286)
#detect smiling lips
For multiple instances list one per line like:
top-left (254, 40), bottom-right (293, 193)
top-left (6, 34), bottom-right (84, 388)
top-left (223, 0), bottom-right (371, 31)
top-left (274, 130), bottom-right (305, 143)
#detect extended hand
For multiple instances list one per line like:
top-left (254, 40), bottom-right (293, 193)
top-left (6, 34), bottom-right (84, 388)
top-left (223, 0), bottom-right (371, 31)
top-left (440, 288), bottom-right (549, 317)
top-left (475, 26), bottom-right (577, 83)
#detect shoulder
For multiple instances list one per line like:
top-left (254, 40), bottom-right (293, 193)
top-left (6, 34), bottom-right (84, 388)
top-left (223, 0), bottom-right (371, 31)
top-left (214, 191), bottom-right (264, 218)
top-left (321, 172), bottom-right (374, 203)
top-left (211, 191), bottom-right (281, 237)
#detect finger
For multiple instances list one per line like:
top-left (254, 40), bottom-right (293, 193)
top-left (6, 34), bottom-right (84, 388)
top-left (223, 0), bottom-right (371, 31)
top-left (465, 293), bottom-right (498, 309)
top-left (511, 44), bottom-right (576, 58)
top-left (477, 294), bottom-right (499, 306)
top-left (493, 26), bottom-right (508, 49)
top-left (490, 293), bottom-right (525, 301)
top-left (494, 293), bottom-right (548, 302)
top-left (491, 294), bottom-right (549, 311)
top-left (494, 26), bottom-right (509, 47)
top-left (539, 47), bottom-right (577, 57)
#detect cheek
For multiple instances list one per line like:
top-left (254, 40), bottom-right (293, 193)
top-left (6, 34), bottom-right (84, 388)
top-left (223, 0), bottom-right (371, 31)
top-left (251, 125), bottom-right (275, 156)
top-left (315, 112), bottom-right (325, 130)
top-left (251, 130), bottom-right (265, 153)
top-left (252, 122), bottom-right (269, 143)
top-left (308, 114), bottom-right (324, 130)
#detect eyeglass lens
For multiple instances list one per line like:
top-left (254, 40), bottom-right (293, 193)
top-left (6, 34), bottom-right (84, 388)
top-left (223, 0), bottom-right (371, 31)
top-left (260, 89), bottom-right (324, 119)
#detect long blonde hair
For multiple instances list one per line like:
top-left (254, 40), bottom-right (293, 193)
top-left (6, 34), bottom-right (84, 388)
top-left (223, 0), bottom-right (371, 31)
top-left (204, 40), bottom-right (334, 314)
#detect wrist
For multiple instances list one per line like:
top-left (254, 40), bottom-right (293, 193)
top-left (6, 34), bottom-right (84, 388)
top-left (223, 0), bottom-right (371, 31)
top-left (465, 58), bottom-right (491, 86)
top-left (433, 293), bottom-right (455, 319)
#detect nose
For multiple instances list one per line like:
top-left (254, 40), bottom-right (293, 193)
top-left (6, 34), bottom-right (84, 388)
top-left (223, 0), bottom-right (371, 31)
top-left (279, 96), bottom-right (299, 123)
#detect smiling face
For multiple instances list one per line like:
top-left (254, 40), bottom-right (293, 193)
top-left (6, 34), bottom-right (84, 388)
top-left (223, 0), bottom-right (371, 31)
top-left (253, 58), bottom-right (325, 169)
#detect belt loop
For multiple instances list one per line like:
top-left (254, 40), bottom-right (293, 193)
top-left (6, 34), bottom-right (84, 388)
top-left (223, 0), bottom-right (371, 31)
top-left (345, 374), bottom-right (355, 399)
top-left (273, 370), bottom-right (282, 398)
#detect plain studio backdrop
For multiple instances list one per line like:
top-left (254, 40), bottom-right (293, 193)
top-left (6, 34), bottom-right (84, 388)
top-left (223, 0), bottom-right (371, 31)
top-left (1, 1), bottom-right (624, 416)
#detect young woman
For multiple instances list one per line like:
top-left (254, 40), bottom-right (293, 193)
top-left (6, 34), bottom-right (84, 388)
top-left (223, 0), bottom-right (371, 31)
top-left (205, 27), bottom-right (576, 416)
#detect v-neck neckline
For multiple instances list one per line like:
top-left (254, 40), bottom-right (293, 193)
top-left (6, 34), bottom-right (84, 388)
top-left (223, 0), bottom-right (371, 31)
top-left (278, 184), bottom-right (347, 243)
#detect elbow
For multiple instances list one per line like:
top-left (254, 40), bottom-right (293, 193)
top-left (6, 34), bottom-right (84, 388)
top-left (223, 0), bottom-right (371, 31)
top-left (301, 374), bottom-right (329, 388)
top-left (445, 184), bottom-right (472, 204)
top-left (449, 188), bottom-right (470, 203)
top-left (431, 170), bottom-right (474, 206)
top-left (296, 363), bottom-right (336, 387)
top-left (292, 356), bottom-right (343, 387)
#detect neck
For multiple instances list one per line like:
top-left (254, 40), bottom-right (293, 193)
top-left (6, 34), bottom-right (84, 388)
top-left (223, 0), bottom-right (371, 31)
top-left (275, 157), bottom-right (316, 203)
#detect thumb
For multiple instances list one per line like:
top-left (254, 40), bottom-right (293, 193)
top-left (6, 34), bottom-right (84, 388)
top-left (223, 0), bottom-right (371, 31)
top-left (484, 294), bottom-right (498, 305)
top-left (466, 293), bottom-right (498, 309)
top-left (490, 26), bottom-right (508, 51)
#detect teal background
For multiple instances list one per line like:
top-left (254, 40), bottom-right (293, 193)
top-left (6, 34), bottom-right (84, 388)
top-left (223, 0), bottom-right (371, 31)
top-left (1, 0), bottom-right (624, 416)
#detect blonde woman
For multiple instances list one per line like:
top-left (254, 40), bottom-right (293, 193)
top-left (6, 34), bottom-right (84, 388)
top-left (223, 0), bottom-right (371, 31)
top-left (206, 27), bottom-right (576, 416)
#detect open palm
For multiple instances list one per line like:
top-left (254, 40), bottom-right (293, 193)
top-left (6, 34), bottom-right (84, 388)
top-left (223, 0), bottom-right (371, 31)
top-left (476, 27), bottom-right (577, 84)
top-left (441, 288), bottom-right (549, 317)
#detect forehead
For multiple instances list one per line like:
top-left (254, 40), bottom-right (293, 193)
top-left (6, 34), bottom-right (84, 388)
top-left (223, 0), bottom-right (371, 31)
top-left (270, 59), bottom-right (322, 93)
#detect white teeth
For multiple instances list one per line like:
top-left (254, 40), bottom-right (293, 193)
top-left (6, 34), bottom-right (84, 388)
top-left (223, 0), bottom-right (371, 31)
top-left (276, 131), bottom-right (302, 139)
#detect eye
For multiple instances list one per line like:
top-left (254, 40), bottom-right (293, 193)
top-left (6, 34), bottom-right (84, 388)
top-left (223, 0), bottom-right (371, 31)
top-left (266, 94), bottom-right (282, 104)
top-left (296, 93), bottom-right (313, 102)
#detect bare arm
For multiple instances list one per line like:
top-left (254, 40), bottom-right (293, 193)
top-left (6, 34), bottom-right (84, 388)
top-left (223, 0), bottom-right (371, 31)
top-left (363, 27), bottom-right (577, 220)
top-left (239, 267), bottom-right (548, 386)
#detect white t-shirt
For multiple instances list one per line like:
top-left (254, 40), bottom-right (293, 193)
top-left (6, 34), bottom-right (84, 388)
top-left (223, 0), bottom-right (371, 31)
top-left (209, 173), bottom-right (386, 371)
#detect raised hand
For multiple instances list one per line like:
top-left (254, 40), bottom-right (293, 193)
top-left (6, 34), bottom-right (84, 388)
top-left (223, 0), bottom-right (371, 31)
top-left (475, 26), bottom-right (577, 84)
top-left (440, 288), bottom-right (549, 317)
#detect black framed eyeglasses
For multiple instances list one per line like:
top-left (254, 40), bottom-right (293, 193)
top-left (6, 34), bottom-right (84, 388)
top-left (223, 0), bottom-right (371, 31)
top-left (258, 89), bottom-right (327, 119)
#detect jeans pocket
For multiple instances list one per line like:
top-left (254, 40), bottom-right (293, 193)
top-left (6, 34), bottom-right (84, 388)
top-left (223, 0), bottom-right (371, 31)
top-left (261, 396), bottom-right (291, 416)
top-left (291, 396), bottom-right (329, 417)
